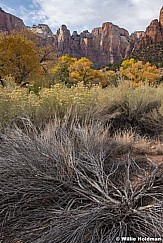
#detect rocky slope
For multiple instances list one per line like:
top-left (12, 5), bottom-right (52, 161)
top-left (131, 42), bottom-right (163, 67)
top-left (0, 6), bottom-right (163, 65)
top-left (128, 6), bottom-right (163, 58)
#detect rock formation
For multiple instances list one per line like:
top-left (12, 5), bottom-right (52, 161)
top-left (128, 6), bottom-right (163, 57)
top-left (0, 6), bottom-right (163, 65)
top-left (30, 24), bottom-right (53, 38)
top-left (52, 6), bottom-right (163, 65)
top-left (160, 6), bottom-right (163, 28)
top-left (145, 19), bottom-right (162, 43)
top-left (52, 22), bottom-right (130, 65)
top-left (0, 7), bottom-right (25, 31)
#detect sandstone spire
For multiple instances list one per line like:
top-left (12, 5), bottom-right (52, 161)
top-left (159, 6), bottom-right (163, 28)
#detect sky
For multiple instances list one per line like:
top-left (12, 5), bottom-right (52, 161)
top-left (0, 0), bottom-right (162, 34)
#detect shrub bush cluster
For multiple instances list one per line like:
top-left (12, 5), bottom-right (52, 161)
top-left (1, 83), bottom-right (163, 138)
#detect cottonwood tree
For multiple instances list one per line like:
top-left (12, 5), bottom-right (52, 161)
top-left (69, 57), bottom-right (106, 86)
top-left (0, 30), bottom-right (56, 85)
top-left (50, 54), bottom-right (77, 85)
top-left (51, 55), bottom-right (107, 87)
top-left (120, 58), bottom-right (160, 86)
top-left (0, 31), bottom-right (42, 84)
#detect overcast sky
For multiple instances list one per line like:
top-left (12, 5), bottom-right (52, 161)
top-left (0, 0), bottom-right (162, 34)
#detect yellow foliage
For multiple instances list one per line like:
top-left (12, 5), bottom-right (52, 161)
top-left (50, 56), bottom-right (106, 87)
top-left (50, 55), bottom-right (77, 85)
top-left (120, 59), bottom-right (160, 86)
top-left (69, 57), bottom-right (93, 84)
top-left (69, 57), bottom-right (105, 86)
top-left (0, 30), bottom-right (56, 85)
top-left (0, 31), bottom-right (42, 84)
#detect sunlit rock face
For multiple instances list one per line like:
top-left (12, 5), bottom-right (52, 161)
top-left (30, 24), bottom-right (53, 38)
top-left (54, 22), bottom-right (130, 65)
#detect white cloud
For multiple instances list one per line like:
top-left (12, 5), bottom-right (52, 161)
top-left (13, 0), bottom-right (163, 34)
top-left (0, 3), bottom-right (16, 15)
top-left (19, 5), bottom-right (48, 26)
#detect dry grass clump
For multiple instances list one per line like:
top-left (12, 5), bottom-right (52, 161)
top-left (113, 130), bottom-right (163, 155)
top-left (95, 84), bottom-right (163, 138)
top-left (0, 118), bottom-right (162, 243)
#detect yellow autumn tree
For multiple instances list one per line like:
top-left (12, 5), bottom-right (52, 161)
top-left (69, 57), bottom-right (93, 85)
top-left (120, 58), bottom-right (160, 86)
top-left (50, 56), bottom-right (108, 87)
top-left (0, 31), bottom-right (42, 84)
top-left (15, 29), bottom-right (56, 70)
top-left (69, 57), bottom-right (105, 86)
top-left (50, 54), bottom-right (77, 85)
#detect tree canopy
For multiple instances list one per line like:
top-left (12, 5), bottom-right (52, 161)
top-left (51, 55), bottom-right (106, 87)
top-left (120, 58), bottom-right (160, 86)
top-left (0, 30), bottom-right (56, 85)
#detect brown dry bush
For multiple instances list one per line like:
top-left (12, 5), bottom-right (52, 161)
top-left (0, 118), bottom-right (162, 243)
top-left (95, 99), bottom-right (163, 138)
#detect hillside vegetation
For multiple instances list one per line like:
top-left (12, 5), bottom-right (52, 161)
top-left (131, 42), bottom-right (163, 67)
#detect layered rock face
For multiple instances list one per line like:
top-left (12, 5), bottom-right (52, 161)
top-left (128, 6), bottom-right (163, 56)
top-left (160, 7), bottom-right (163, 28)
top-left (0, 6), bottom-right (163, 65)
top-left (53, 6), bottom-right (163, 65)
top-left (145, 19), bottom-right (162, 42)
top-left (0, 7), bottom-right (25, 31)
top-left (53, 22), bottom-right (130, 65)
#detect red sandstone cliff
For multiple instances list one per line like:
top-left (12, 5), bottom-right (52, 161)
top-left (53, 22), bottom-right (130, 65)
top-left (127, 6), bottom-right (163, 57)
top-left (53, 6), bottom-right (163, 65)
top-left (0, 7), bottom-right (25, 31)
top-left (0, 6), bottom-right (163, 65)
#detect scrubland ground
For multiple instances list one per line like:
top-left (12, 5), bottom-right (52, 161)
top-left (0, 83), bottom-right (163, 243)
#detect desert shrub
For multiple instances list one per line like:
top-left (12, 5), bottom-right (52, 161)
top-left (0, 83), bottom-right (102, 128)
top-left (1, 83), bottom-right (163, 138)
top-left (94, 84), bottom-right (163, 137)
top-left (103, 69), bottom-right (119, 87)
top-left (0, 118), bottom-right (162, 242)
top-left (0, 87), bottom-right (41, 129)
